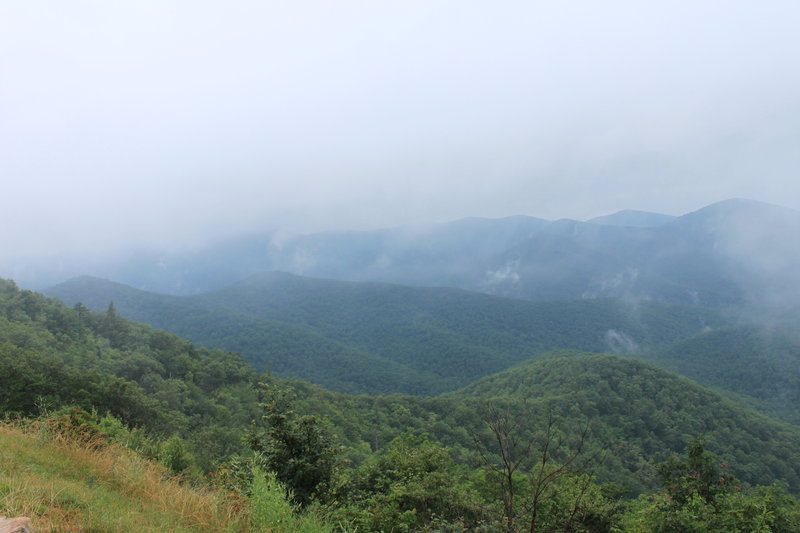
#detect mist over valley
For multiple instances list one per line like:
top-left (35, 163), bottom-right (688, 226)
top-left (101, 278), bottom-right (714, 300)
top-left (4, 2), bottom-right (800, 530)
top-left (24, 198), bottom-right (800, 316)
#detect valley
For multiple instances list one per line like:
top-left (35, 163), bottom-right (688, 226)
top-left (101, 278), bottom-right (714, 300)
top-left (3, 199), bottom-right (800, 531)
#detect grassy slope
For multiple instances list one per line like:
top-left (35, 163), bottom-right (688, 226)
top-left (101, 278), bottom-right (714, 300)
top-left (0, 422), bottom-right (247, 533)
top-left (0, 422), bottom-right (331, 533)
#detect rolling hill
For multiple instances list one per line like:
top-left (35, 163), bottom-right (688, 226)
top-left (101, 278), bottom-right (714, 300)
top-left (283, 351), bottom-right (800, 494)
top-left (46, 273), bottom-right (729, 395)
top-left (5, 278), bottom-right (800, 498)
top-left (444, 352), bottom-right (800, 491)
top-left (639, 323), bottom-right (800, 424)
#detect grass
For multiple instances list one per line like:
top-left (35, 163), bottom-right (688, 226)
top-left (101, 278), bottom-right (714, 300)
top-left (248, 468), bottom-right (333, 533)
top-left (0, 420), bottom-right (331, 532)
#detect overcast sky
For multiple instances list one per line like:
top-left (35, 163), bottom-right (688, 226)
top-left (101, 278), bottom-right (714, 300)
top-left (2, 1), bottom-right (800, 258)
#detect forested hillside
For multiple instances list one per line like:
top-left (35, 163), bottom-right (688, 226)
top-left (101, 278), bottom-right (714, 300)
top-left (640, 324), bottom-right (800, 424)
top-left (0, 278), bottom-right (261, 470)
top-left (1, 278), bottom-right (798, 489)
top-left (4, 278), bottom-right (800, 531)
top-left (47, 273), bottom-right (729, 395)
top-left (450, 353), bottom-right (800, 490)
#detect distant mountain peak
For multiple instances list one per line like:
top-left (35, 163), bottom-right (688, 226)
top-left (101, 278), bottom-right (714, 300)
top-left (588, 209), bottom-right (675, 228)
top-left (688, 198), bottom-right (797, 216)
top-left (52, 275), bottom-right (132, 290)
top-left (672, 198), bottom-right (800, 230)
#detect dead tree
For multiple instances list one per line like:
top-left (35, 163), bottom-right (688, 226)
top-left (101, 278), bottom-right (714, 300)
top-left (477, 403), bottom-right (600, 533)
top-left (525, 413), bottom-right (597, 533)
top-left (476, 402), bottom-right (536, 532)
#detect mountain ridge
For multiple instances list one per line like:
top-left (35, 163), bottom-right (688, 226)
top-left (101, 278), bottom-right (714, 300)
top-left (46, 272), bottom-right (729, 395)
top-left (12, 199), bottom-right (799, 308)
top-left (588, 209), bottom-right (676, 227)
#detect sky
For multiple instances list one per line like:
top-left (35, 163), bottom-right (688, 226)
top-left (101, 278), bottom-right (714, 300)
top-left (2, 0), bottom-right (800, 259)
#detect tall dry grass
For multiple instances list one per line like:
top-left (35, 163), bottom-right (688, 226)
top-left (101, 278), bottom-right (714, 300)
top-left (0, 421), bottom-right (248, 532)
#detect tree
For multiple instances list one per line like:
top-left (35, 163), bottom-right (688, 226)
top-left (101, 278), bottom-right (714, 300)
top-left (477, 402), bottom-right (536, 532)
top-left (629, 437), bottom-right (800, 533)
top-left (477, 403), bottom-right (608, 533)
top-left (655, 436), bottom-right (733, 507)
top-left (246, 380), bottom-right (339, 507)
top-left (98, 301), bottom-right (130, 348)
top-left (339, 432), bottom-right (483, 531)
top-left (524, 415), bottom-right (600, 533)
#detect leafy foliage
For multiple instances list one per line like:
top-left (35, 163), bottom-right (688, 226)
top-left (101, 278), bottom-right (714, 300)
top-left (246, 381), bottom-right (340, 507)
top-left (332, 433), bottom-right (485, 531)
top-left (621, 439), bottom-right (800, 533)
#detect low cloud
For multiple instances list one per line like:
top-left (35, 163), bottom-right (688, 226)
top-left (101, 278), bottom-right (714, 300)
top-left (604, 329), bottom-right (640, 355)
top-left (2, 2), bottom-right (800, 265)
top-left (485, 260), bottom-right (521, 288)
